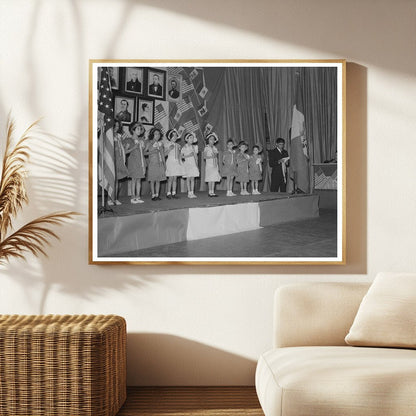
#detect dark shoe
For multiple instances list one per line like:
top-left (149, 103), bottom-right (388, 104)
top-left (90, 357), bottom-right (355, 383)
top-left (172, 194), bottom-right (180, 199)
top-left (166, 194), bottom-right (172, 199)
top-left (151, 196), bottom-right (157, 201)
top-left (156, 196), bottom-right (162, 201)
top-left (211, 194), bottom-right (218, 197)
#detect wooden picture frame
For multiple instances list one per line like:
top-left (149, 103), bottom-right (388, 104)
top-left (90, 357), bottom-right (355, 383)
top-left (124, 67), bottom-right (144, 95)
top-left (147, 67), bottom-right (166, 100)
top-left (114, 95), bottom-right (135, 125)
top-left (137, 98), bottom-right (154, 125)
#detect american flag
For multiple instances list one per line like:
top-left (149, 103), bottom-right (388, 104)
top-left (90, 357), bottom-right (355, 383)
top-left (177, 98), bottom-right (193, 114)
top-left (182, 79), bottom-right (194, 95)
top-left (184, 120), bottom-right (200, 133)
top-left (154, 122), bottom-right (164, 133)
top-left (97, 67), bottom-right (116, 201)
top-left (169, 67), bottom-right (183, 76)
top-left (154, 102), bottom-right (167, 124)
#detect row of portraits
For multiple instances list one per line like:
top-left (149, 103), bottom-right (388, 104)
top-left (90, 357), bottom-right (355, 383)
top-left (114, 96), bottom-right (155, 126)
top-left (107, 66), bottom-right (183, 102)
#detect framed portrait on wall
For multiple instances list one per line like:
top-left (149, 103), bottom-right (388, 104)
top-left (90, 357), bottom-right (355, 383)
top-left (167, 74), bottom-right (182, 102)
top-left (114, 95), bottom-right (134, 124)
top-left (147, 68), bottom-right (166, 100)
top-left (90, 60), bottom-right (346, 265)
top-left (124, 67), bottom-right (143, 94)
top-left (108, 67), bottom-right (119, 90)
top-left (137, 98), bottom-right (154, 125)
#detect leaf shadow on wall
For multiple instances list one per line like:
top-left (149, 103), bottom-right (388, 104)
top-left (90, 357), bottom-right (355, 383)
top-left (133, 0), bottom-right (413, 76)
top-left (0, 128), bottom-right (157, 314)
top-left (126, 333), bottom-right (257, 386)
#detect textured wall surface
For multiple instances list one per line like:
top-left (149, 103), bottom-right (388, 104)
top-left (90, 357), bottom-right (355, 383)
top-left (0, 0), bottom-right (415, 385)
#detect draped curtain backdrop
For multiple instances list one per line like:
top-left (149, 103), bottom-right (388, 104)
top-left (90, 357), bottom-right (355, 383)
top-left (204, 66), bottom-right (337, 192)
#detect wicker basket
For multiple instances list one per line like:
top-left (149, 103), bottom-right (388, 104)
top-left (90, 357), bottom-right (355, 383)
top-left (0, 314), bottom-right (126, 416)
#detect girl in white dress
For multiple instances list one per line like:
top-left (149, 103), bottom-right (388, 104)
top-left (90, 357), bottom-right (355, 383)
top-left (203, 132), bottom-right (221, 197)
top-left (164, 129), bottom-right (184, 199)
top-left (181, 132), bottom-right (199, 199)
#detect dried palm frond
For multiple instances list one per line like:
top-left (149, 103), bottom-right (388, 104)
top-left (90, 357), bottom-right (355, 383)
top-left (0, 115), bottom-right (79, 265)
top-left (0, 116), bottom-right (38, 239)
top-left (0, 212), bottom-right (78, 265)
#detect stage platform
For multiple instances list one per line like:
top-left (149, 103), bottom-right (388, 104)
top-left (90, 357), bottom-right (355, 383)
top-left (98, 192), bottom-right (319, 257)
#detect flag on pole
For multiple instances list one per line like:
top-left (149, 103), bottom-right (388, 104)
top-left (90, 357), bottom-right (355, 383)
top-left (97, 67), bottom-right (116, 201)
top-left (289, 71), bottom-right (310, 193)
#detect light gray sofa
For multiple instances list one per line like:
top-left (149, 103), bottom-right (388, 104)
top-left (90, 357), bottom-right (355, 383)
top-left (255, 282), bottom-right (416, 416)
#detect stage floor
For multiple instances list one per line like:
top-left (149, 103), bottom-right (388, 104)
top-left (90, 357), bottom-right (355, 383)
top-left (99, 191), bottom-right (311, 217)
top-left (113, 209), bottom-right (337, 258)
top-left (96, 191), bottom-right (332, 258)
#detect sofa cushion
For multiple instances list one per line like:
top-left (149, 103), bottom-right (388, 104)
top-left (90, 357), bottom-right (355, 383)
top-left (256, 346), bottom-right (416, 416)
top-left (345, 272), bottom-right (416, 348)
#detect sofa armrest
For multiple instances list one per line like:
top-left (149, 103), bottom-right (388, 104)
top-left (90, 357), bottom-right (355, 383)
top-left (274, 282), bottom-right (370, 348)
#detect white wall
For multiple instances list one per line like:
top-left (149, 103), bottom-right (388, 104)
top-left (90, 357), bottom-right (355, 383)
top-left (0, 0), bottom-right (415, 385)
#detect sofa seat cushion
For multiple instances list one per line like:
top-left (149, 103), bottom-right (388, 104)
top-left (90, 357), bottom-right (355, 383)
top-left (256, 346), bottom-right (416, 416)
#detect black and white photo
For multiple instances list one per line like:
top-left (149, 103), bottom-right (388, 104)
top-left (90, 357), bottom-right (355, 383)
top-left (137, 99), bottom-right (154, 125)
top-left (147, 68), bottom-right (166, 100)
top-left (90, 61), bottom-right (345, 265)
top-left (108, 66), bottom-right (119, 90)
top-left (125, 67), bottom-right (143, 94)
top-left (114, 95), bottom-right (134, 123)
top-left (167, 75), bottom-right (182, 102)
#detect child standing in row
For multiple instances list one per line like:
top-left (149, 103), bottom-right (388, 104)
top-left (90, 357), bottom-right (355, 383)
top-left (203, 133), bottom-right (221, 197)
top-left (249, 145), bottom-right (263, 195)
top-left (236, 141), bottom-right (250, 195)
top-left (146, 127), bottom-right (166, 201)
top-left (222, 138), bottom-right (237, 197)
top-left (110, 121), bottom-right (129, 205)
top-left (164, 129), bottom-right (184, 199)
top-left (181, 132), bottom-right (200, 198)
top-left (125, 121), bottom-right (146, 204)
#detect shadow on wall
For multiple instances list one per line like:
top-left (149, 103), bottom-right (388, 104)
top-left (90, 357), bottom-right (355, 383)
top-left (127, 333), bottom-right (257, 386)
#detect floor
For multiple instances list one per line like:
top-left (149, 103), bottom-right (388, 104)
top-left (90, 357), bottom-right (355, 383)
top-left (117, 209), bottom-right (337, 258)
top-left (117, 386), bottom-right (263, 416)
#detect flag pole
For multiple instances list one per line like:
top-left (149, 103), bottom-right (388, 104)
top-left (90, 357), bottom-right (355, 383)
top-left (100, 123), bottom-right (105, 208)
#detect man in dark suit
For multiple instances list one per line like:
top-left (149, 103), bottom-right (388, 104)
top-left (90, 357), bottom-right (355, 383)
top-left (126, 71), bottom-right (141, 92)
top-left (268, 138), bottom-right (289, 192)
top-left (115, 99), bottom-right (131, 122)
top-left (168, 79), bottom-right (180, 99)
top-left (148, 74), bottom-right (163, 96)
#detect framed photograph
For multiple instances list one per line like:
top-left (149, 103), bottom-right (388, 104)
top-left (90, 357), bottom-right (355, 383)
top-left (137, 98), bottom-right (154, 125)
top-left (167, 74), bottom-right (182, 102)
top-left (114, 95), bottom-right (135, 124)
top-left (90, 60), bottom-right (346, 265)
top-left (147, 68), bottom-right (166, 100)
top-left (124, 67), bottom-right (143, 94)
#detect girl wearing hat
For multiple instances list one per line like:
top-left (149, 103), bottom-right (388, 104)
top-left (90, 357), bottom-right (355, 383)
top-left (236, 141), bottom-right (250, 195)
top-left (164, 129), bottom-right (184, 199)
top-left (203, 133), bottom-right (221, 197)
top-left (221, 138), bottom-right (238, 197)
top-left (124, 121), bottom-right (146, 204)
top-left (145, 127), bottom-right (166, 201)
top-left (181, 132), bottom-right (200, 198)
top-left (249, 144), bottom-right (263, 195)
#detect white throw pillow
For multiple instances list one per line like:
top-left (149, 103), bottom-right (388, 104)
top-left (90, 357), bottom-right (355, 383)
top-left (345, 272), bottom-right (416, 348)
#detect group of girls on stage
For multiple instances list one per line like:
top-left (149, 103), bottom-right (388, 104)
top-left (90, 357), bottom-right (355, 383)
top-left (111, 120), bottom-right (263, 205)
